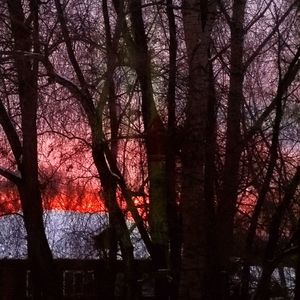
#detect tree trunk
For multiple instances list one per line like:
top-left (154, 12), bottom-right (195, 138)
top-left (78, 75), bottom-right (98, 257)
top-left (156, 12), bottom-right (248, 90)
top-left (128, 1), bottom-right (169, 298)
top-left (166, 1), bottom-right (182, 299)
top-left (129, 0), bottom-right (168, 261)
top-left (52, 1), bottom-right (139, 298)
top-left (102, 0), bottom-right (120, 295)
top-left (241, 38), bottom-right (300, 300)
top-left (6, 0), bottom-right (61, 298)
top-left (18, 185), bottom-right (60, 300)
top-left (254, 167), bottom-right (300, 300)
top-left (91, 136), bottom-right (139, 300)
top-left (180, 1), bottom-right (216, 298)
top-left (203, 54), bottom-right (219, 300)
top-left (216, 1), bottom-right (246, 298)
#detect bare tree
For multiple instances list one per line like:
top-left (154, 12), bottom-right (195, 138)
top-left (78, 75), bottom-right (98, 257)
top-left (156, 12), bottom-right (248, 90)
top-left (0, 0), bottom-right (61, 299)
top-left (179, 0), bottom-right (217, 298)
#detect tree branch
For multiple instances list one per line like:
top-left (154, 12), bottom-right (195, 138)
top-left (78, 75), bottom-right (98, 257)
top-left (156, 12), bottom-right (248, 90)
top-left (0, 167), bottom-right (21, 184)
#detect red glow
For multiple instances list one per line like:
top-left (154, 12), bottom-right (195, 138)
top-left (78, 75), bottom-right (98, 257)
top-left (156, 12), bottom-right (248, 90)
top-left (0, 182), bottom-right (148, 217)
top-left (0, 186), bottom-right (21, 215)
top-left (44, 191), bottom-right (105, 213)
top-left (0, 188), bottom-right (106, 215)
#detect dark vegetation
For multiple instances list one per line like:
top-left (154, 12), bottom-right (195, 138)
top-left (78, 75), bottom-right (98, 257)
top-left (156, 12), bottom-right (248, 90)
top-left (0, 0), bottom-right (299, 299)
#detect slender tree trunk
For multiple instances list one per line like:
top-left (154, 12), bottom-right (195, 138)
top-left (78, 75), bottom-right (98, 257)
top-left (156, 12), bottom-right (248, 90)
top-left (241, 40), bottom-right (300, 300)
top-left (129, 0), bottom-right (168, 262)
top-left (180, 1), bottom-right (216, 298)
top-left (6, 0), bottom-right (61, 299)
top-left (128, 1), bottom-right (169, 298)
top-left (91, 137), bottom-right (138, 300)
top-left (254, 167), bottom-right (300, 300)
top-left (203, 55), bottom-right (219, 300)
top-left (241, 69), bottom-right (283, 299)
top-left (103, 0), bottom-right (120, 296)
top-left (216, 1), bottom-right (246, 298)
top-left (53, 1), bottom-right (139, 298)
top-left (166, 1), bottom-right (182, 299)
top-left (18, 185), bottom-right (60, 300)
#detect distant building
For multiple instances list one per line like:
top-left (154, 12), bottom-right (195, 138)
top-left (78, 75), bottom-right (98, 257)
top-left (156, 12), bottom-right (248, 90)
top-left (0, 259), bottom-right (155, 299)
top-left (0, 211), bottom-right (152, 299)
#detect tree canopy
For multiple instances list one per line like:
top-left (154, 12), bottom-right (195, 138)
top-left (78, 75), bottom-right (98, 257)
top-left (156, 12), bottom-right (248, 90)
top-left (0, 0), bottom-right (299, 299)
